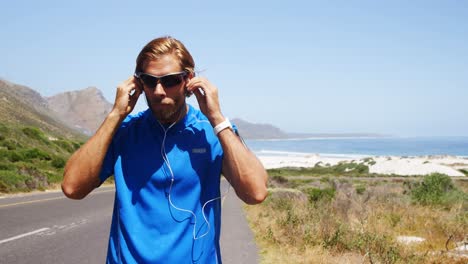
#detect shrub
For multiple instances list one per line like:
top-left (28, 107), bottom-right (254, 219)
top-left (72, 141), bottom-right (82, 151)
top-left (23, 148), bottom-right (51, 160)
top-left (51, 156), bottom-right (66, 168)
top-left (0, 170), bottom-right (30, 192)
top-left (53, 140), bottom-right (75, 153)
top-left (45, 171), bottom-right (62, 184)
top-left (0, 139), bottom-right (19, 150)
top-left (22, 127), bottom-right (50, 145)
top-left (459, 169), bottom-right (468, 176)
top-left (355, 184), bottom-right (366, 195)
top-left (0, 134), bottom-right (4, 141)
top-left (22, 127), bottom-right (44, 140)
top-left (0, 162), bottom-right (15, 171)
top-left (305, 187), bottom-right (336, 203)
top-left (320, 176), bottom-right (332, 183)
top-left (362, 157), bottom-right (377, 165)
top-left (0, 124), bottom-right (8, 134)
top-left (8, 151), bottom-right (25, 162)
top-left (411, 173), bottom-right (465, 206)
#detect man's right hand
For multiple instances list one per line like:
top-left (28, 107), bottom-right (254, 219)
top-left (112, 76), bottom-right (143, 118)
top-left (62, 75), bottom-right (142, 200)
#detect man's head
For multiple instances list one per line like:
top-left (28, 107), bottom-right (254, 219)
top-left (135, 36), bottom-right (195, 124)
top-left (135, 36), bottom-right (195, 76)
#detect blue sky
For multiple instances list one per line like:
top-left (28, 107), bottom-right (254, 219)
top-left (1, 0), bottom-right (467, 136)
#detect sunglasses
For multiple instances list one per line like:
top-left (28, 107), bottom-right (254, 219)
top-left (134, 71), bottom-right (187, 88)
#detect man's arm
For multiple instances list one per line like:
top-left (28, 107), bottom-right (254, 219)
top-left (62, 76), bottom-right (142, 199)
top-left (186, 77), bottom-right (268, 205)
top-left (219, 129), bottom-right (268, 204)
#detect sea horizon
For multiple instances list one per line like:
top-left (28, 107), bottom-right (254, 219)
top-left (246, 136), bottom-right (468, 157)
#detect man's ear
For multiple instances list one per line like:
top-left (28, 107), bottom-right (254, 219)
top-left (188, 71), bottom-right (195, 79)
top-left (136, 78), bottom-right (145, 93)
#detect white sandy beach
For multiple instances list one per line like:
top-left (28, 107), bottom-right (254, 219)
top-left (257, 153), bottom-right (468, 177)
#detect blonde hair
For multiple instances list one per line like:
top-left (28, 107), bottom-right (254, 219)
top-left (135, 36), bottom-right (195, 74)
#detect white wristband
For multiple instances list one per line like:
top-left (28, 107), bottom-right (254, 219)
top-left (213, 118), bottom-right (232, 135)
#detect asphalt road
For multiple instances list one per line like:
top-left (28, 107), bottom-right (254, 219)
top-left (0, 182), bottom-right (258, 264)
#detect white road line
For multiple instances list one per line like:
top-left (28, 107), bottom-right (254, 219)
top-left (0, 189), bottom-right (114, 209)
top-left (0, 228), bottom-right (50, 245)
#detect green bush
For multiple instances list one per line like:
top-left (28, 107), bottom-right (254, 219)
top-left (51, 156), bottom-right (66, 168)
top-left (8, 151), bottom-right (25, 162)
top-left (22, 127), bottom-right (44, 140)
top-left (0, 139), bottom-right (19, 150)
top-left (54, 140), bottom-right (75, 153)
top-left (0, 134), bottom-right (5, 141)
top-left (0, 124), bottom-right (8, 134)
top-left (23, 148), bottom-right (51, 160)
top-left (72, 141), bottom-right (82, 151)
top-left (22, 127), bottom-right (50, 145)
top-left (362, 157), bottom-right (377, 166)
top-left (0, 162), bottom-right (15, 171)
top-left (333, 162), bottom-right (369, 174)
top-left (355, 185), bottom-right (366, 195)
top-left (305, 187), bottom-right (336, 203)
top-left (0, 170), bottom-right (30, 192)
top-left (45, 171), bottom-right (62, 184)
top-left (411, 173), bottom-right (465, 206)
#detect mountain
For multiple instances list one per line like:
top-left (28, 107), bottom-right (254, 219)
top-left (43, 86), bottom-right (287, 139)
top-left (231, 118), bottom-right (289, 139)
top-left (287, 132), bottom-right (387, 138)
top-left (0, 79), bottom-right (85, 140)
top-left (231, 119), bottom-right (386, 140)
top-left (46, 87), bottom-right (113, 135)
top-left (1, 78), bottom-right (383, 140)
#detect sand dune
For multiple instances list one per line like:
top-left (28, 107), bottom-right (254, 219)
top-left (257, 154), bottom-right (468, 177)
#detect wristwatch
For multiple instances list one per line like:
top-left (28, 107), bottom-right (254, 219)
top-left (213, 118), bottom-right (233, 135)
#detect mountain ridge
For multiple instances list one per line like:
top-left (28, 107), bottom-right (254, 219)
top-left (0, 78), bottom-right (385, 140)
top-left (46, 86), bottom-right (113, 135)
top-left (0, 79), bottom-right (86, 140)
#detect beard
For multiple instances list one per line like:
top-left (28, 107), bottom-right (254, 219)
top-left (145, 94), bottom-right (186, 124)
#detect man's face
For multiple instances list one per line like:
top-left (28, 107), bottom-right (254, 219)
top-left (140, 54), bottom-right (188, 124)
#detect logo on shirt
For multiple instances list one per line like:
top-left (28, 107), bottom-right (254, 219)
top-left (192, 148), bottom-right (207, 154)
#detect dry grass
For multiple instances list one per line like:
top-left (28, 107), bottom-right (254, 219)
top-left (244, 176), bottom-right (467, 264)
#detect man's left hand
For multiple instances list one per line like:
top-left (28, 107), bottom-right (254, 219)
top-left (186, 77), bottom-right (225, 126)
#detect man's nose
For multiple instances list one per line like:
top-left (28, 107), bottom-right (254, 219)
top-left (153, 82), bottom-right (166, 97)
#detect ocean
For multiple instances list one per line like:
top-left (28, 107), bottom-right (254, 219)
top-left (245, 137), bottom-right (468, 157)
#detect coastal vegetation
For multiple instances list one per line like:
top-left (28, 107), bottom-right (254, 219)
top-left (0, 124), bottom-right (83, 193)
top-left (245, 170), bottom-right (467, 263)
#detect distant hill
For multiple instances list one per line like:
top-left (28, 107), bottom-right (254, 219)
top-left (1, 78), bottom-right (384, 140)
top-left (287, 132), bottom-right (387, 139)
top-left (0, 79), bottom-right (87, 193)
top-left (0, 79), bottom-right (86, 140)
top-left (230, 119), bottom-right (385, 139)
top-left (47, 87), bottom-right (113, 135)
top-left (231, 118), bottom-right (289, 139)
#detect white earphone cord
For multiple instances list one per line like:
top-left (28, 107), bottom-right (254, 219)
top-left (158, 120), bottom-right (230, 240)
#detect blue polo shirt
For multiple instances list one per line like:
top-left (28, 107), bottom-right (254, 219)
top-left (99, 104), bottom-right (225, 263)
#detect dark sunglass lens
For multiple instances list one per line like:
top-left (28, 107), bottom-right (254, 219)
top-left (161, 75), bottom-right (183, 87)
top-left (140, 74), bottom-right (158, 87)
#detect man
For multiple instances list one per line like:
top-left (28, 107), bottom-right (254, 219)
top-left (62, 36), bottom-right (268, 263)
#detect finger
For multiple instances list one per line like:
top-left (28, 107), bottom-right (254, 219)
top-left (125, 76), bottom-right (144, 96)
top-left (131, 76), bottom-right (144, 91)
top-left (186, 78), bottom-right (207, 91)
top-left (193, 88), bottom-right (205, 104)
top-left (128, 89), bottom-right (142, 108)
